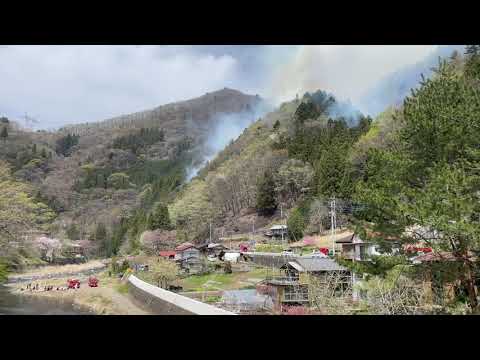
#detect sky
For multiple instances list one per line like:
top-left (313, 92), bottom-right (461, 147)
top-left (0, 45), bottom-right (464, 130)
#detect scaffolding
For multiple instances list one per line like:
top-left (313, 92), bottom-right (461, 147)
top-left (263, 266), bottom-right (310, 305)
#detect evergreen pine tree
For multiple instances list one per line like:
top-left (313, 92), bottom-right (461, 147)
top-left (256, 170), bottom-right (278, 216)
top-left (355, 60), bottom-right (480, 309)
top-left (147, 202), bottom-right (171, 230)
top-left (465, 45), bottom-right (480, 79)
top-left (95, 222), bottom-right (107, 242)
top-left (95, 222), bottom-right (111, 257)
top-left (287, 208), bottom-right (305, 241)
top-left (465, 45), bottom-right (480, 56)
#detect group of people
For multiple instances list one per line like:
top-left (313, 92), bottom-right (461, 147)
top-left (20, 283), bottom-right (69, 292)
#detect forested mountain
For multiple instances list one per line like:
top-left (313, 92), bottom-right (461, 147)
top-left (169, 90), bottom-right (373, 242)
top-left (0, 88), bottom-right (263, 264)
top-left (2, 46), bottom-right (480, 313)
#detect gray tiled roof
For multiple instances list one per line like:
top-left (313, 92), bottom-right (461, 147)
top-left (290, 257), bottom-right (347, 272)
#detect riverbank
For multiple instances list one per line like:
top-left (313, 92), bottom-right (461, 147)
top-left (7, 260), bottom-right (108, 284)
top-left (6, 268), bottom-right (150, 315)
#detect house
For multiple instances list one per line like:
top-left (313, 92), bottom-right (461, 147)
top-left (197, 243), bottom-right (229, 257)
top-left (337, 233), bottom-right (385, 261)
top-left (258, 257), bottom-right (352, 309)
top-left (412, 251), bottom-right (478, 305)
top-left (282, 257), bottom-right (351, 283)
top-left (339, 226), bottom-right (434, 261)
top-left (333, 233), bottom-right (355, 254)
top-left (174, 242), bottom-right (201, 261)
top-left (265, 225), bottom-right (288, 239)
top-left (174, 242), bottom-right (205, 274)
top-left (159, 250), bottom-right (176, 259)
top-left (257, 273), bottom-right (309, 309)
top-left (177, 256), bottom-right (205, 274)
top-left (223, 252), bottom-right (241, 263)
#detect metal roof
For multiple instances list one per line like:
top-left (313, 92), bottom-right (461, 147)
top-left (207, 243), bottom-right (227, 249)
top-left (288, 261), bottom-right (304, 272)
top-left (287, 257), bottom-right (347, 272)
top-left (159, 251), bottom-right (176, 257)
top-left (412, 251), bottom-right (477, 264)
top-left (335, 234), bottom-right (355, 244)
top-left (175, 242), bottom-right (196, 251)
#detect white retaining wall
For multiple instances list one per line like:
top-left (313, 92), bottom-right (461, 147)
top-left (128, 275), bottom-right (235, 315)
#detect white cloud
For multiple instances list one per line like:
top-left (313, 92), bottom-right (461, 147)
top-left (0, 45), bottom-right (238, 129)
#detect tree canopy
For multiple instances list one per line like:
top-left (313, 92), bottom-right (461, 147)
top-left (147, 202), bottom-right (172, 231)
top-left (354, 59), bottom-right (480, 309)
top-left (256, 170), bottom-right (278, 216)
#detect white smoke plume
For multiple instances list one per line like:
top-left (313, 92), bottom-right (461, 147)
top-left (185, 101), bottom-right (271, 181)
top-left (265, 45), bottom-right (466, 117)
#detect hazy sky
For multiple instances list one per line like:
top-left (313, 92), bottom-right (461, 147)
top-left (0, 45), bottom-right (459, 130)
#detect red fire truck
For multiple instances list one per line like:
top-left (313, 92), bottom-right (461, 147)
top-left (88, 276), bottom-right (99, 287)
top-left (67, 279), bottom-right (80, 289)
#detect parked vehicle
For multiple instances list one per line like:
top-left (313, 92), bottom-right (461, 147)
top-left (310, 250), bottom-right (328, 258)
top-left (67, 279), bottom-right (80, 289)
top-left (88, 276), bottom-right (98, 287)
top-left (281, 250), bottom-right (294, 256)
top-left (239, 244), bottom-right (249, 252)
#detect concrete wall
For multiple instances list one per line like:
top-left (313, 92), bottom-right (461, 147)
top-left (127, 275), bottom-right (235, 315)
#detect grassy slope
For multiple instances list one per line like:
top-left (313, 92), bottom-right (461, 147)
top-left (179, 267), bottom-right (269, 291)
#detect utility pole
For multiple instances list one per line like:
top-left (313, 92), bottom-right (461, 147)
top-left (330, 197), bottom-right (337, 256)
top-left (209, 222), bottom-right (212, 243)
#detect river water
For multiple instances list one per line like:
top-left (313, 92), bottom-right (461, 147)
top-left (0, 285), bottom-right (91, 315)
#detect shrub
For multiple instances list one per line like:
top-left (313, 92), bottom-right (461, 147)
top-left (283, 305), bottom-right (308, 315)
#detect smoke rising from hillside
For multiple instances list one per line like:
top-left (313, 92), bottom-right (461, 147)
top-left (185, 101), bottom-right (272, 181)
top-left (265, 45), bottom-right (465, 116)
top-left (182, 46), bottom-right (467, 180)
top-left (357, 45), bottom-right (465, 116)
